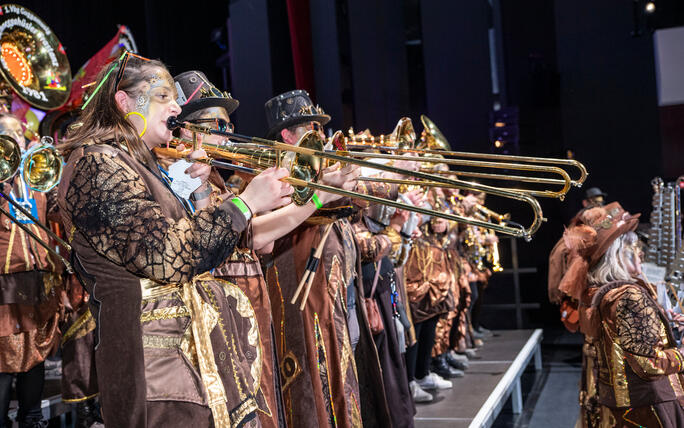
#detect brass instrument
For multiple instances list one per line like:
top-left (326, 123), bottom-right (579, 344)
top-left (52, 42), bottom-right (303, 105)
top-left (0, 135), bottom-right (71, 272)
top-left (164, 117), bottom-right (547, 240)
top-left (0, 4), bottom-right (72, 109)
top-left (332, 123), bottom-right (577, 200)
top-left (464, 225), bottom-right (486, 272)
top-left (343, 115), bottom-right (587, 191)
top-left (345, 117), bottom-right (416, 150)
top-left (451, 194), bottom-right (505, 272)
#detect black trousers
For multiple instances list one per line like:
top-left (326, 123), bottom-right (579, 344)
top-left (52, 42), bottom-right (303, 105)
top-left (0, 362), bottom-right (45, 427)
top-left (470, 281), bottom-right (485, 330)
top-left (405, 316), bottom-right (439, 381)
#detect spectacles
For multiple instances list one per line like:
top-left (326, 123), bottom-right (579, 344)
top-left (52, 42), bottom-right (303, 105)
top-left (189, 118), bottom-right (234, 133)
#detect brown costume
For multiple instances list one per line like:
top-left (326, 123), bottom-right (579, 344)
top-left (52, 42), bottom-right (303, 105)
top-left (0, 184), bottom-right (62, 374)
top-left (353, 214), bottom-right (416, 428)
top-left (580, 280), bottom-right (684, 427)
top-left (60, 275), bottom-right (98, 403)
top-left (266, 216), bottom-right (363, 428)
top-left (561, 203), bottom-right (684, 427)
top-left (214, 243), bottom-right (283, 428)
top-left (405, 231), bottom-right (456, 325)
top-left (58, 143), bottom-right (266, 427)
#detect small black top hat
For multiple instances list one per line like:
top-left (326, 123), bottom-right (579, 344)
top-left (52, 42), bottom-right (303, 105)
top-left (264, 90), bottom-right (330, 139)
top-left (174, 71), bottom-right (239, 121)
top-left (584, 187), bottom-right (607, 200)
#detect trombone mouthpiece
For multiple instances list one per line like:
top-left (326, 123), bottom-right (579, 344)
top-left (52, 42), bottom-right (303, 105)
top-left (166, 116), bottom-right (181, 130)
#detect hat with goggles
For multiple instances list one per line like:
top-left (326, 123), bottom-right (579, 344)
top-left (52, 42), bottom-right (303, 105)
top-left (173, 71), bottom-right (239, 121)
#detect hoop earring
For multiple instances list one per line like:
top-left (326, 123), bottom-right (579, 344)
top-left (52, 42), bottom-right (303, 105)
top-left (124, 111), bottom-right (147, 137)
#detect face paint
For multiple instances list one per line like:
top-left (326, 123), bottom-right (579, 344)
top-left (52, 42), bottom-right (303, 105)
top-left (129, 68), bottom-right (180, 147)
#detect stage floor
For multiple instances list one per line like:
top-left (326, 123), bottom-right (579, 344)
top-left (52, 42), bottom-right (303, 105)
top-left (414, 329), bottom-right (542, 428)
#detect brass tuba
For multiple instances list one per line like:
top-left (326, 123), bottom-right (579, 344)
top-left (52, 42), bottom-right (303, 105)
top-left (0, 4), bottom-right (72, 110)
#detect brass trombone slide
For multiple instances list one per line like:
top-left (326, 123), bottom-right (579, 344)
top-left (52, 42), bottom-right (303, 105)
top-left (164, 118), bottom-right (546, 240)
top-left (345, 144), bottom-right (588, 189)
top-left (346, 152), bottom-right (572, 199)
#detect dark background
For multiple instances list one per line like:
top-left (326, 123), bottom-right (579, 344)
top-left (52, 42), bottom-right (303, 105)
top-left (15, 0), bottom-right (684, 328)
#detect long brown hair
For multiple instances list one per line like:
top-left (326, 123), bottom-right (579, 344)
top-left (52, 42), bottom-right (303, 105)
top-left (59, 56), bottom-right (168, 171)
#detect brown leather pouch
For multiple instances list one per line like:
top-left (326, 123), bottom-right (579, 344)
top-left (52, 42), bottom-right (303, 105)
top-left (364, 260), bottom-right (385, 335)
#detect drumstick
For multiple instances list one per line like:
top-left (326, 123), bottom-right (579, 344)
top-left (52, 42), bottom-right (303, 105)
top-left (291, 223), bottom-right (334, 304)
top-left (291, 256), bottom-right (313, 304)
top-left (299, 223), bottom-right (334, 311)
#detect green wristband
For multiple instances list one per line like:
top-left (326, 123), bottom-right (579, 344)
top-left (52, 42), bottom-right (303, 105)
top-left (231, 197), bottom-right (252, 221)
top-left (311, 193), bottom-right (323, 210)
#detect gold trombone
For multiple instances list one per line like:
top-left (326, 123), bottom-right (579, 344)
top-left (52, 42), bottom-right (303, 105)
top-left (341, 116), bottom-right (588, 193)
top-left (162, 117), bottom-right (547, 240)
top-left (335, 128), bottom-right (572, 199)
top-left (0, 135), bottom-right (72, 272)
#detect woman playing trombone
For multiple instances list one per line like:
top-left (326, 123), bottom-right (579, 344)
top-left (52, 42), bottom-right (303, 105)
top-left (57, 53), bottom-right (293, 427)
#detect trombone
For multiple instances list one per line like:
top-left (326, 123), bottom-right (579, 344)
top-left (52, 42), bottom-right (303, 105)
top-left (342, 116), bottom-right (588, 191)
top-left (163, 117), bottom-right (546, 240)
top-left (0, 135), bottom-right (72, 272)
top-left (334, 129), bottom-right (572, 199)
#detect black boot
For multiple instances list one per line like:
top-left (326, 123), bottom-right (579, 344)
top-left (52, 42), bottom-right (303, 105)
top-left (76, 398), bottom-right (105, 428)
top-left (431, 354), bottom-right (464, 379)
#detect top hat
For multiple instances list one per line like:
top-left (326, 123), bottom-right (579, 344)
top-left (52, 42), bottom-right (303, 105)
top-left (264, 90), bottom-right (330, 139)
top-left (584, 187), bottom-right (607, 200)
top-left (173, 71), bottom-right (239, 121)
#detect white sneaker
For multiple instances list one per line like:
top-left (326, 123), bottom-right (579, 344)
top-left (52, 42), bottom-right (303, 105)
top-left (410, 380), bottom-right (434, 403)
top-left (416, 372), bottom-right (453, 390)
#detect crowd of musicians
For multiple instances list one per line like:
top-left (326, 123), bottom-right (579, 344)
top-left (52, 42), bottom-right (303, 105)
top-left (2, 6), bottom-right (684, 428)
top-left (0, 51), bottom-right (504, 427)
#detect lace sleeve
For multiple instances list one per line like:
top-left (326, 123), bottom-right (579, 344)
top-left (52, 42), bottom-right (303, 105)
top-left (613, 287), bottom-right (684, 377)
top-left (65, 152), bottom-right (246, 284)
top-left (615, 287), bottom-right (661, 356)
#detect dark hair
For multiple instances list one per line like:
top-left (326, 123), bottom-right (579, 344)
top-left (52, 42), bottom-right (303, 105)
top-left (59, 56), bottom-right (168, 170)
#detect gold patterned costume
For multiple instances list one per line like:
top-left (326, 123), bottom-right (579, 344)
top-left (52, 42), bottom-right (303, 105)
top-left (579, 279), bottom-right (684, 427)
top-left (58, 142), bottom-right (264, 427)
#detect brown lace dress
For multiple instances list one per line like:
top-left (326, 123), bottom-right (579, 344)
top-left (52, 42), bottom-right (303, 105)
top-left (59, 144), bottom-right (259, 427)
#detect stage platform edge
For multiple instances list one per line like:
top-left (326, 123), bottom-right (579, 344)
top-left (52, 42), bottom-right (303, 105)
top-left (414, 328), bottom-right (543, 428)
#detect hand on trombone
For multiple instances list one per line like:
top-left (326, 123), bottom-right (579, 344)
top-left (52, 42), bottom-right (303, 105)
top-left (319, 162), bottom-right (361, 199)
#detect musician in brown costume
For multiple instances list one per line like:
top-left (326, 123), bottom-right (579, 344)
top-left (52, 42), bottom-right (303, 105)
top-left (405, 203), bottom-right (458, 397)
top-left (431, 189), bottom-right (474, 372)
top-left (548, 186), bottom-right (608, 332)
top-left (57, 54), bottom-right (293, 427)
top-left (263, 90), bottom-right (392, 427)
top-left (559, 202), bottom-right (684, 427)
top-left (0, 113), bottom-right (63, 428)
top-left (352, 185), bottom-right (424, 427)
top-left (171, 72), bottom-right (360, 428)
top-left (60, 273), bottom-right (102, 428)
